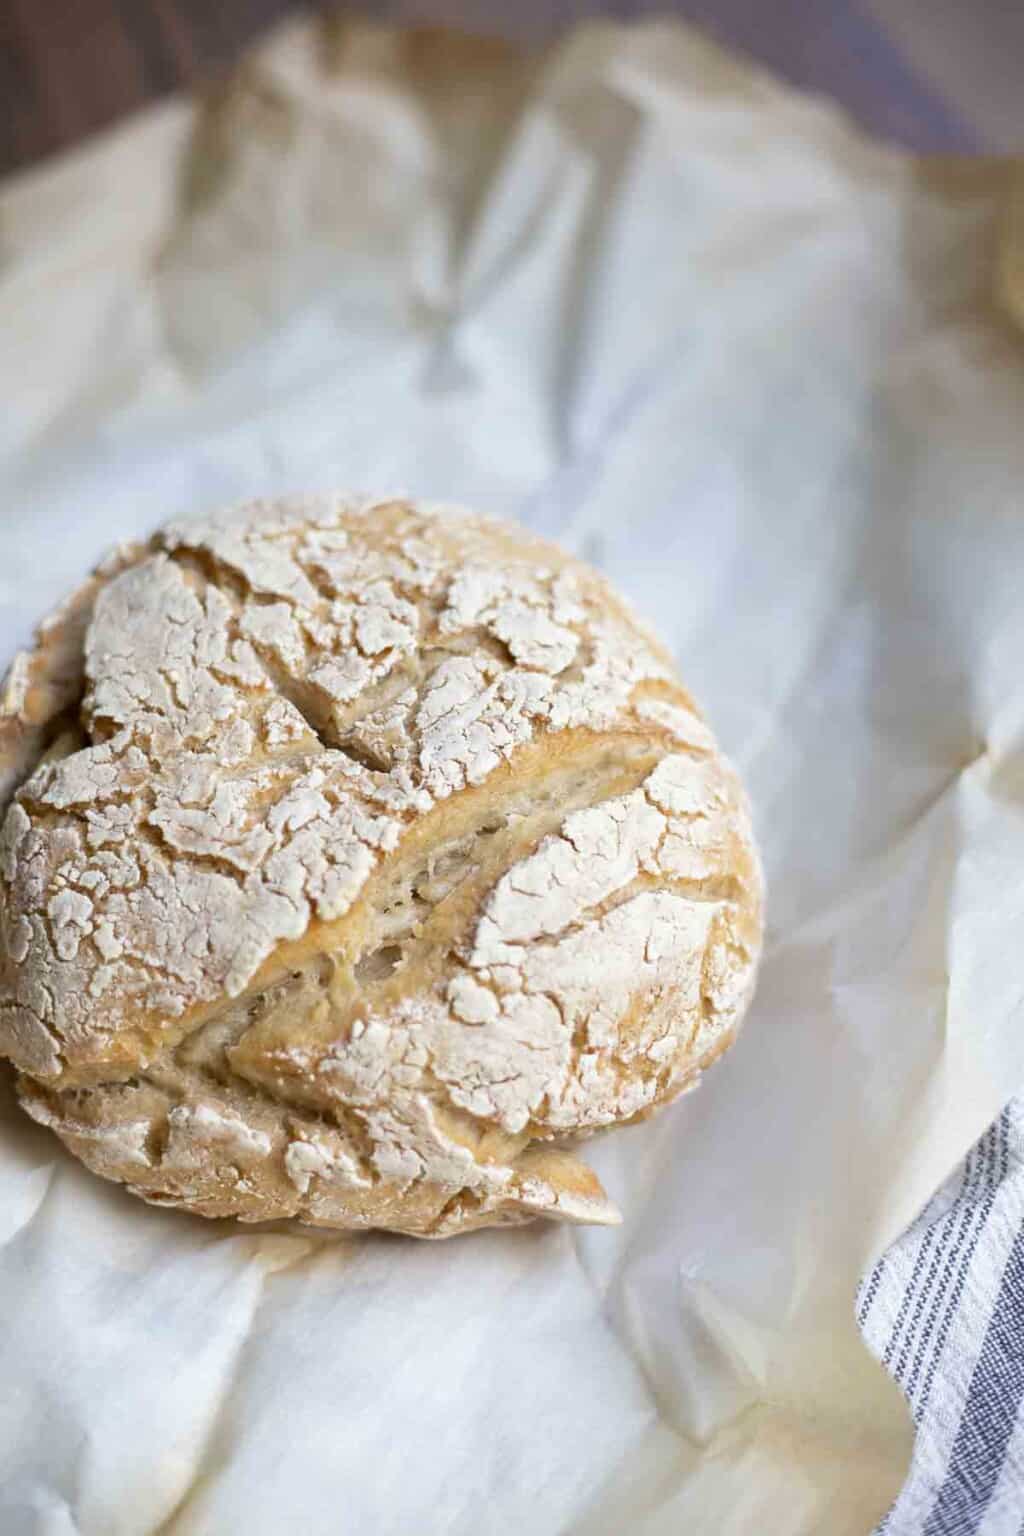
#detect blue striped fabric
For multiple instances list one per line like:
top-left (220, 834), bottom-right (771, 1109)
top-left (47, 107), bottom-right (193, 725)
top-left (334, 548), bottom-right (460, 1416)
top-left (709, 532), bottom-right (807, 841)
top-left (860, 1107), bottom-right (1024, 1534)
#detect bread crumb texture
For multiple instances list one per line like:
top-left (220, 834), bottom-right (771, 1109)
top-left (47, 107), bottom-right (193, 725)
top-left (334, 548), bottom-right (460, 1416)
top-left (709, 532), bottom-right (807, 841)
top-left (0, 497), bottom-right (762, 1236)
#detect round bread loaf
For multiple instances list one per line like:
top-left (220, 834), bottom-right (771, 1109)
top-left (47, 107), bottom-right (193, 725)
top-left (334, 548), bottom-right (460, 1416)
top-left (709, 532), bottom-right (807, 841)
top-left (0, 497), bottom-right (762, 1237)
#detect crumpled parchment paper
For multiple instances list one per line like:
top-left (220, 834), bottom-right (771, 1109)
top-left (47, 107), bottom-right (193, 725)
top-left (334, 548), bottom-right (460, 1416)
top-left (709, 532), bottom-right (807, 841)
top-left (2, 18), bottom-right (1024, 1535)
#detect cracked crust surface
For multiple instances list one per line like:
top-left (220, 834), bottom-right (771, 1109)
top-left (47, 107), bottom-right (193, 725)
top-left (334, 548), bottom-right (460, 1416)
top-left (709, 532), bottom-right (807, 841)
top-left (0, 496), bottom-right (763, 1237)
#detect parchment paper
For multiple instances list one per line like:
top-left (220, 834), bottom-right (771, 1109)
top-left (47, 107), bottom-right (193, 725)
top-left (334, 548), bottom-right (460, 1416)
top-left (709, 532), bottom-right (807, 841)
top-left (2, 19), bottom-right (1024, 1535)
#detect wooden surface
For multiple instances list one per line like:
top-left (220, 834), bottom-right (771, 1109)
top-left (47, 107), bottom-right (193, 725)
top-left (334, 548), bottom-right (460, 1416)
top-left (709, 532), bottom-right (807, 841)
top-left (1, 0), bottom-right (981, 180)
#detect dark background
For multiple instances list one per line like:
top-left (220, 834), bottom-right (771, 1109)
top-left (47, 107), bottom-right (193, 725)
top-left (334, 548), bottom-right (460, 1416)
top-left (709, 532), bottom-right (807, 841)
top-left (5, 0), bottom-right (1018, 179)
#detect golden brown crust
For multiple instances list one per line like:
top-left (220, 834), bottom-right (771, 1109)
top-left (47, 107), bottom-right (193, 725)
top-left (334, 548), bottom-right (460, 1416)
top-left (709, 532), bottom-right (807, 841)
top-left (0, 496), bottom-right (762, 1236)
top-left (0, 543), bottom-right (151, 819)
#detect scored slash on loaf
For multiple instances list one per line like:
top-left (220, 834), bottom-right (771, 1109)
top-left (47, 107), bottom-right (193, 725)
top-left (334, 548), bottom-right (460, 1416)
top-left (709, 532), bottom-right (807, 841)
top-left (0, 497), bottom-right (763, 1237)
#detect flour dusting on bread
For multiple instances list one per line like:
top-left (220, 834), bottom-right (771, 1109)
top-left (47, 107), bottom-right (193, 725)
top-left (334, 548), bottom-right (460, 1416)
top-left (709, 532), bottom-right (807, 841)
top-left (0, 496), bottom-right (762, 1236)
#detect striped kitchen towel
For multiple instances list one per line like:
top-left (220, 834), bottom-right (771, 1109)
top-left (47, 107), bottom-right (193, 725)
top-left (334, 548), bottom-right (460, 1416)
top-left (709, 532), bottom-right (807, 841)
top-left (860, 1103), bottom-right (1024, 1535)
